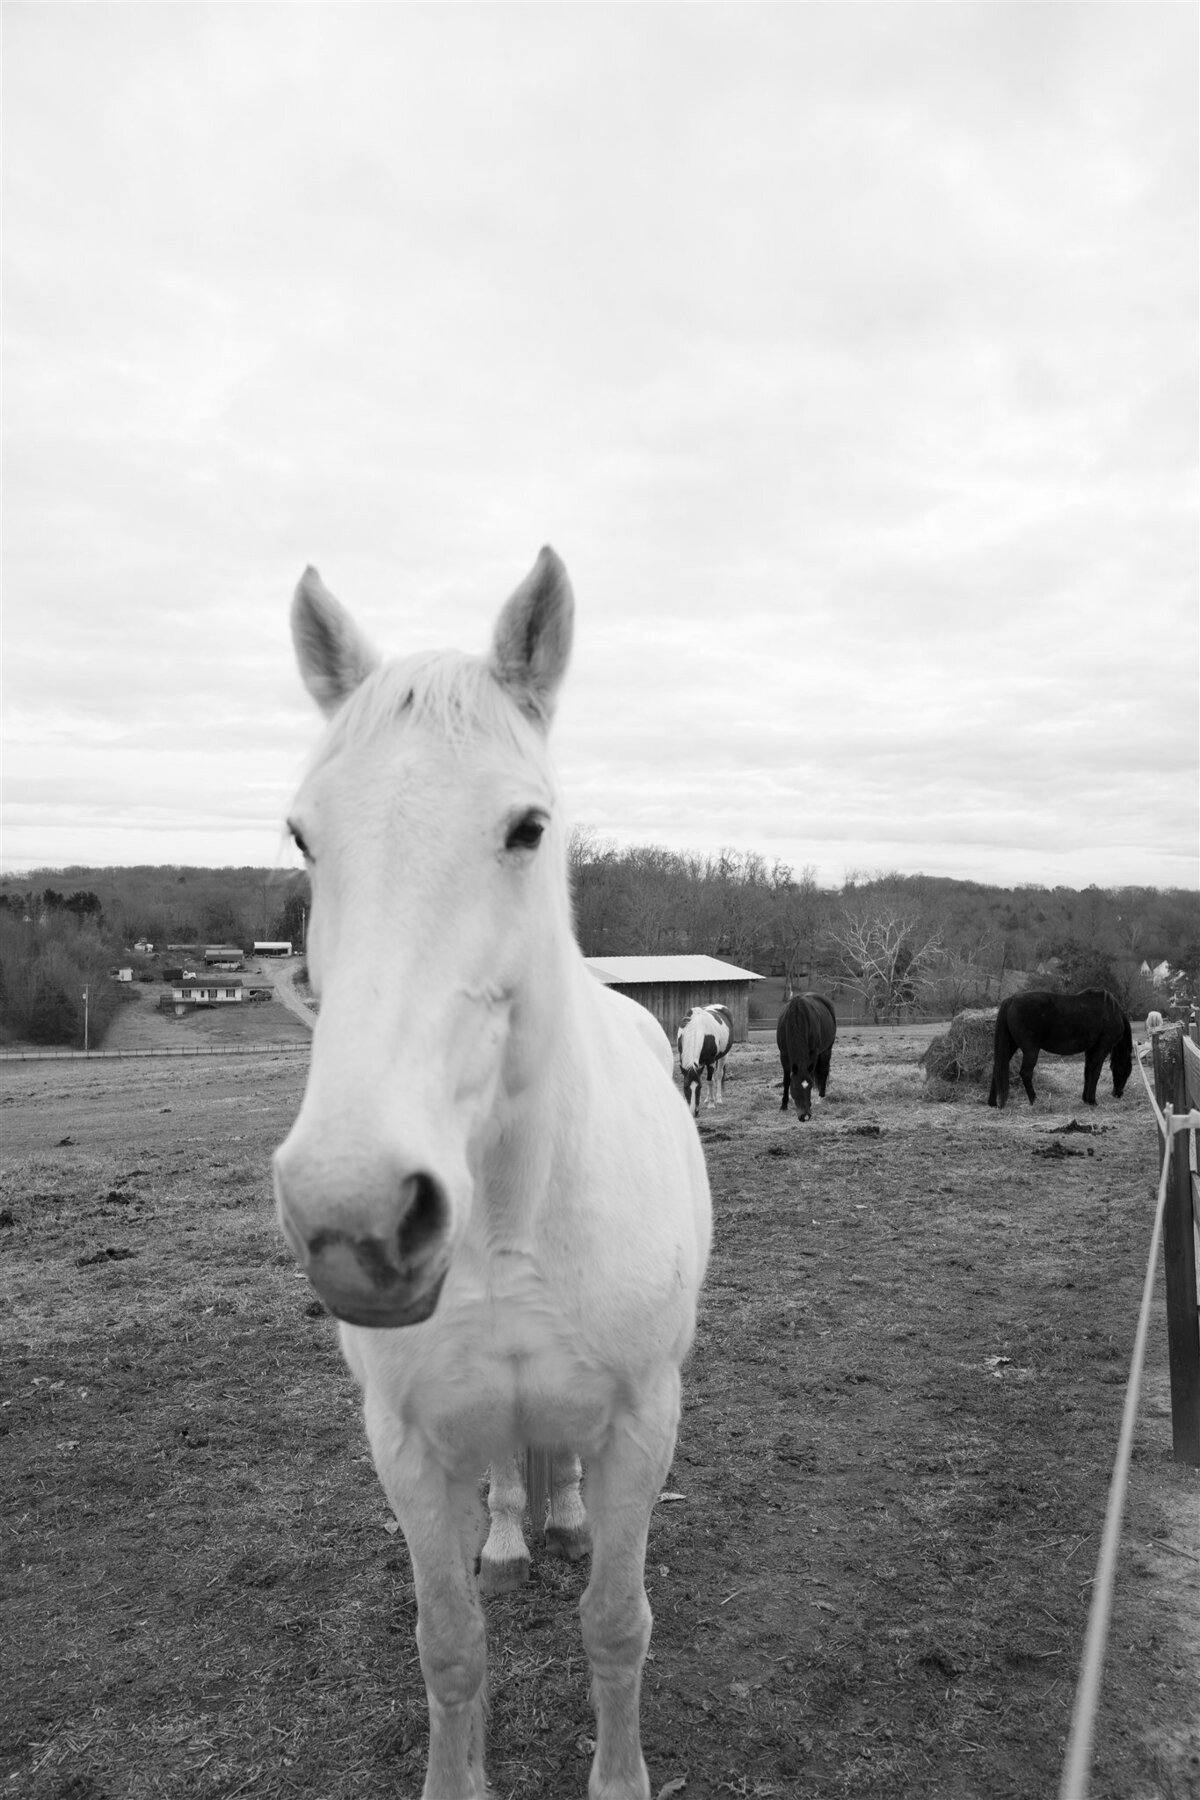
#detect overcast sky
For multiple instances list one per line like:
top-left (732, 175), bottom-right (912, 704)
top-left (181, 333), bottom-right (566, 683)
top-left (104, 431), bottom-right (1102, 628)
top-left (3, 3), bottom-right (1197, 892)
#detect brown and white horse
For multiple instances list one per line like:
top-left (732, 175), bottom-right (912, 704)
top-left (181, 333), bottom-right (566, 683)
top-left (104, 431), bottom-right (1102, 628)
top-left (677, 1003), bottom-right (733, 1115)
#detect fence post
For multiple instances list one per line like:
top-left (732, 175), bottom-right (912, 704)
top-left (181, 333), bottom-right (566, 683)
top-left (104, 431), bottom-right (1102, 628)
top-left (1151, 1024), bottom-right (1200, 1465)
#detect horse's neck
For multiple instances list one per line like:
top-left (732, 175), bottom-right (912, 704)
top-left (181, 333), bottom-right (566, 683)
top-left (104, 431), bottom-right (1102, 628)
top-left (479, 931), bottom-right (586, 1201)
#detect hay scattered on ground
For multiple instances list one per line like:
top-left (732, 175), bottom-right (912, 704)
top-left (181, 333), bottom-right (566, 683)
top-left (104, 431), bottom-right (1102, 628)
top-left (922, 1007), bottom-right (997, 1086)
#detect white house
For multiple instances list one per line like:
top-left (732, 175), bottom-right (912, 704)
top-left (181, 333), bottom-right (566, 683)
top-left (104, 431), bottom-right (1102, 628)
top-left (169, 978), bottom-right (245, 1015)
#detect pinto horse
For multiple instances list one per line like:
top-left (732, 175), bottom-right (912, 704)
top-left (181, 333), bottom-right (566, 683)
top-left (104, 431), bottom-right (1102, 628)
top-left (777, 993), bottom-right (837, 1120)
top-left (987, 988), bottom-right (1133, 1109)
top-left (272, 548), bottom-right (711, 1800)
top-left (677, 1003), bottom-right (733, 1115)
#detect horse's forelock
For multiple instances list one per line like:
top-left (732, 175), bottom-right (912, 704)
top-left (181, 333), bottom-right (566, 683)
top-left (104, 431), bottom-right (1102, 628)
top-left (307, 650), bottom-right (546, 775)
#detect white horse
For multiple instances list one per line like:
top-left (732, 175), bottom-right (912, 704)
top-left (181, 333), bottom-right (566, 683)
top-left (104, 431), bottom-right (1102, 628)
top-left (272, 547), bottom-right (712, 1800)
top-left (677, 1003), bottom-right (733, 1115)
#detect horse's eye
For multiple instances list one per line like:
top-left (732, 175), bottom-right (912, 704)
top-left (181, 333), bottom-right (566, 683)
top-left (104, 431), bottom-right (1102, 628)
top-left (505, 811), bottom-right (546, 853)
top-left (288, 822), bottom-right (312, 862)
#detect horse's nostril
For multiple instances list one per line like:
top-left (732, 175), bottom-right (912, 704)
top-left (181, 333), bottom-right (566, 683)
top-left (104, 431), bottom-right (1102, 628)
top-left (300, 1172), bottom-right (448, 1294)
top-left (397, 1171), bottom-right (447, 1264)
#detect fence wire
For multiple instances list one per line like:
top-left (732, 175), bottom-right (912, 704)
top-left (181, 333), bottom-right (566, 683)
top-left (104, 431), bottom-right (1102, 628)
top-left (1057, 1054), bottom-right (1200, 1800)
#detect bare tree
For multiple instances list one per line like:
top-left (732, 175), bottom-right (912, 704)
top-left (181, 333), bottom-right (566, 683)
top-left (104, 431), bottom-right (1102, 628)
top-left (929, 943), bottom-right (996, 1016)
top-left (826, 905), bottom-right (943, 1023)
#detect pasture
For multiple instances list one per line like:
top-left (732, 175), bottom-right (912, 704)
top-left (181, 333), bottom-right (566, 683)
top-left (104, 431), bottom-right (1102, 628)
top-left (3, 1032), bottom-right (1197, 1800)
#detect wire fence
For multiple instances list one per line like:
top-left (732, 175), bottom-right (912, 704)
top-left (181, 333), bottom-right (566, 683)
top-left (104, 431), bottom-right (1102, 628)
top-left (0, 1042), bottom-right (310, 1062)
top-left (1057, 1039), bottom-right (1200, 1800)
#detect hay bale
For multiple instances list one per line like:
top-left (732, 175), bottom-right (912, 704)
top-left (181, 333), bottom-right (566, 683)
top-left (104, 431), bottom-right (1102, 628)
top-left (923, 1008), bottom-right (998, 1085)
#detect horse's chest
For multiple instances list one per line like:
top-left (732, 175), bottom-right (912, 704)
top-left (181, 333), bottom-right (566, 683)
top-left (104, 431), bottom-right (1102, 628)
top-left (396, 1287), bottom-right (619, 1453)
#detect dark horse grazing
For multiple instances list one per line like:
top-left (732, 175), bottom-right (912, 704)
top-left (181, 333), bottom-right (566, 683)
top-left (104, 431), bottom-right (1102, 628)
top-left (987, 989), bottom-right (1133, 1109)
top-left (777, 993), bottom-right (837, 1120)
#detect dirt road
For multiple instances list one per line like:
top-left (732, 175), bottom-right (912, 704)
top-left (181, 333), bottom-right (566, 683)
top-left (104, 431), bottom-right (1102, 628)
top-left (257, 956), bottom-right (316, 1030)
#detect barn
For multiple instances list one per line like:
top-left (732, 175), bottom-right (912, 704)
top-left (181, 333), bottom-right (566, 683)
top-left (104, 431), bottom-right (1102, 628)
top-left (585, 954), bottom-right (763, 1043)
top-left (204, 944), bottom-right (245, 970)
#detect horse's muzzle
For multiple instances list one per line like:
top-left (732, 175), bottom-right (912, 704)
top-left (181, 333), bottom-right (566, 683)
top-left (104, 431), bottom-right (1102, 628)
top-left (274, 1161), bottom-right (452, 1329)
top-left (311, 1262), bottom-right (448, 1329)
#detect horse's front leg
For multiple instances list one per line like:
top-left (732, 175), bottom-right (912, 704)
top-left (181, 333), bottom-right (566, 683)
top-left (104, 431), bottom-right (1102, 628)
top-left (363, 1392), bottom-right (488, 1800)
top-left (580, 1372), bottom-right (681, 1800)
top-left (779, 1065), bottom-right (790, 1112)
top-left (1081, 1049), bottom-right (1103, 1105)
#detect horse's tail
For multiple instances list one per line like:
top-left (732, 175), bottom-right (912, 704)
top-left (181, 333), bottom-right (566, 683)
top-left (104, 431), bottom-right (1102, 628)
top-left (988, 999), bottom-right (1014, 1108)
top-left (524, 1446), bottom-right (554, 1532)
top-left (811, 993), bottom-right (837, 1045)
top-left (1112, 1004), bottom-right (1135, 1093)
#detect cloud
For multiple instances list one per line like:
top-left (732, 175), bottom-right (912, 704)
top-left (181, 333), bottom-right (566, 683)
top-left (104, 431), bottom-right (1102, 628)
top-left (2, 5), bottom-right (1195, 891)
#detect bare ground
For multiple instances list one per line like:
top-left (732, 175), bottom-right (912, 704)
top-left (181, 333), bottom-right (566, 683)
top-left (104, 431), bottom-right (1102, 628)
top-left (1, 1027), bottom-right (1197, 1800)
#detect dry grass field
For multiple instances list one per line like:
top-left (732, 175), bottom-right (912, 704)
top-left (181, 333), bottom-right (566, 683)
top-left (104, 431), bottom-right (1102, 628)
top-left (2, 1028), bottom-right (1198, 1800)
top-left (99, 983), bottom-right (313, 1054)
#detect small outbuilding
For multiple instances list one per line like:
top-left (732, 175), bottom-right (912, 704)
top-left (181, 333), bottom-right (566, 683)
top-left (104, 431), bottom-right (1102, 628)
top-left (254, 940), bottom-right (293, 958)
top-left (585, 955), bottom-right (763, 1044)
top-left (204, 944), bottom-right (245, 970)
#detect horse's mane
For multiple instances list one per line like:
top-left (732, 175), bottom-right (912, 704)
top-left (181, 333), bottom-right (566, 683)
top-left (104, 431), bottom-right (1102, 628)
top-left (309, 650), bottom-right (548, 773)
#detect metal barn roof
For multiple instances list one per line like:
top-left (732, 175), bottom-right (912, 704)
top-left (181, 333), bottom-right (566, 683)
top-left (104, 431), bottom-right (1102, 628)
top-left (585, 955), bottom-right (762, 985)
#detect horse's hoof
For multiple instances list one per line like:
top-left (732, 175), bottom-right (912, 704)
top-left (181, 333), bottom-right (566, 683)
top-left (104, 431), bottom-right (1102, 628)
top-left (544, 1522), bottom-right (591, 1564)
top-left (478, 1554), bottom-right (530, 1595)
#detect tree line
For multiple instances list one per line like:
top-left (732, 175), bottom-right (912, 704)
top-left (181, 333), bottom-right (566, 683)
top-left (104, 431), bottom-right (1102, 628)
top-left (1, 849), bottom-right (1197, 1045)
top-left (567, 830), bottom-right (1199, 1022)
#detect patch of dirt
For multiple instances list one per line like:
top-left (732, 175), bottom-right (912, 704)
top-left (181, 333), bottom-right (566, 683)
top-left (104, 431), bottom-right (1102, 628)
top-left (1, 1038), bottom-right (1197, 1800)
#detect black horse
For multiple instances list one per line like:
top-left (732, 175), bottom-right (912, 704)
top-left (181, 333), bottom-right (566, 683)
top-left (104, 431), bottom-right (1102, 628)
top-left (777, 993), bottom-right (837, 1121)
top-left (987, 989), bottom-right (1133, 1109)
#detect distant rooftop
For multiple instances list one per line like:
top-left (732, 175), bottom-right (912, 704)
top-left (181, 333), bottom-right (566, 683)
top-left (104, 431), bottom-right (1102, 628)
top-left (585, 955), bottom-right (762, 985)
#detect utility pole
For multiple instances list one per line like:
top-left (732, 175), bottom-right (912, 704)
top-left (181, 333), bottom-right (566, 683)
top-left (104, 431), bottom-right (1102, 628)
top-left (82, 986), bottom-right (90, 1054)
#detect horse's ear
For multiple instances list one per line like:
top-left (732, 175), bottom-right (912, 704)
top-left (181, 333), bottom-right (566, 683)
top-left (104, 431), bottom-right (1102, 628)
top-left (291, 567), bottom-right (381, 716)
top-left (489, 547), bottom-right (574, 728)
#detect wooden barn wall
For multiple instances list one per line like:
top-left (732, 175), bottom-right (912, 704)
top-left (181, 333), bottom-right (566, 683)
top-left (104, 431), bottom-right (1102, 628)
top-left (607, 980), bottom-right (753, 1044)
